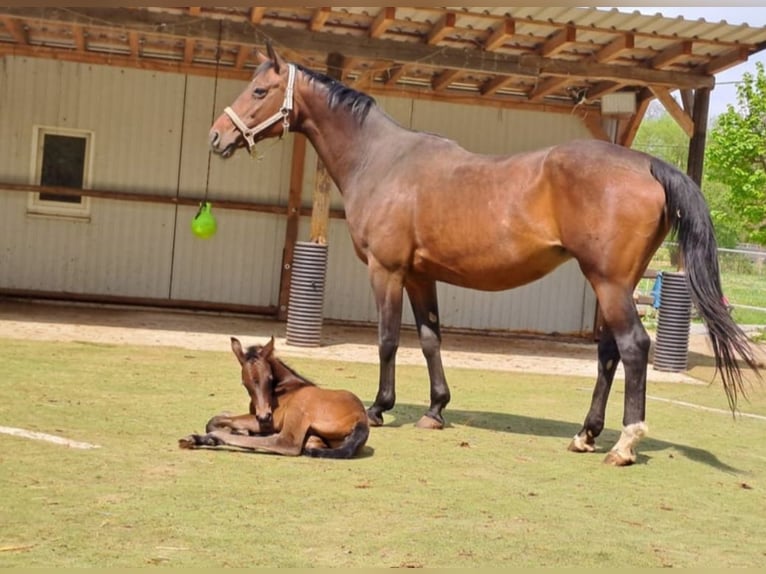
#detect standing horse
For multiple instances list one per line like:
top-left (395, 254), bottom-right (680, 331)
top-left (179, 337), bottom-right (370, 458)
top-left (208, 44), bottom-right (761, 465)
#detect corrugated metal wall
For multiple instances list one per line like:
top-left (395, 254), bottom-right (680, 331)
top-left (0, 55), bottom-right (597, 335)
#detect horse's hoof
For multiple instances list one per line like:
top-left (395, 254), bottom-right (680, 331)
top-left (366, 409), bottom-right (384, 427)
top-left (415, 415), bottom-right (444, 430)
top-left (567, 434), bottom-right (596, 453)
top-left (603, 449), bottom-right (635, 466)
top-left (178, 435), bottom-right (197, 449)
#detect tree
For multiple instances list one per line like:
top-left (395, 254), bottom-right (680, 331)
top-left (706, 61), bottom-right (766, 245)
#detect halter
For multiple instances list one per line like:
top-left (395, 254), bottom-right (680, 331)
top-left (223, 63), bottom-right (297, 153)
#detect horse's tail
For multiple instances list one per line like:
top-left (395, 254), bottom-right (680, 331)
top-left (303, 421), bottom-right (370, 459)
top-left (650, 157), bottom-right (761, 411)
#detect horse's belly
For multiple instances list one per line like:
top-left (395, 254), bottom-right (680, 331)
top-left (413, 246), bottom-right (570, 291)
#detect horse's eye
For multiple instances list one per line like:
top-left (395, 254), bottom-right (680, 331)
top-left (253, 87), bottom-right (267, 99)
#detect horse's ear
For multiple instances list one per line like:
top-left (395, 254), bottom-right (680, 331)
top-left (265, 41), bottom-right (286, 74)
top-left (255, 49), bottom-right (269, 66)
top-left (230, 337), bottom-right (246, 365)
top-left (261, 336), bottom-right (275, 358)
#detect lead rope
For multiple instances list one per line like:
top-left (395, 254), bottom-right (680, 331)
top-left (198, 19), bottom-right (224, 221)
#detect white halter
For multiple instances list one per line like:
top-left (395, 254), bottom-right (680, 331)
top-left (223, 63), bottom-right (297, 152)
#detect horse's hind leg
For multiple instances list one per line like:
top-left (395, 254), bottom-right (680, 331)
top-left (587, 284), bottom-right (651, 466)
top-left (569, 327), bottom-right (620, 453)
top-left (406, 276), bottom-right (450, 429)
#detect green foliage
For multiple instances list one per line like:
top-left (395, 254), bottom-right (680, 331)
top-left (633, 111), bottom-right (689, 170)
top-left (701, 180), bottom-right (746, 247)
top-left (707, 61), bottom-right (766, 245)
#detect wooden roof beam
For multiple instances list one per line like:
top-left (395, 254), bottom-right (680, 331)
top-left (585, 81), bottom-right (625, 100)
top-left (188, 7), bottom-right (201, 16)
top-left (541, 24), bottom-right (576, 57)
top-left (592, 33), bottom-right (634, 63)
top-left (384, 63), bottom-right (405, 85)
top-left (528, 76), bottom-right (570, 101)
top-left (250, 8), bottom-right (265, 25)
top-left (0, 16), bottom-right (28, 44)
top-left (370, 7), bottom-right (395, 39)
top-left (651, 40), bottom-right (692, 69)
top-left (128, 31), bottom-right (139, 57)
top-left (183, 38), bottom-right (195, 64)
top-left (0, 7), bottom-right (715, 90)
top-left (310, 7), bottom-right (331, 32)
top-left (480, 74), bottom-right (513, 96)
top-left (431, 68), bottom-right (461, 91)
top-left (704, 45), bottom-right (749, 75)
top-left (651, 86), bottom-right (694, 137)
top-left (72, 24), bottom-right (86, 52)
top-left (484, 19), bottom-right (514, 52)
top-left (619, 88), bottom-right (653, 147)
top-left (427, 12), bottom-right (455, 45)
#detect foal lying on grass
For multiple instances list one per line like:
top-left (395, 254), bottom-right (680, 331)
top-left (179, 336), bottom-right (370, 458)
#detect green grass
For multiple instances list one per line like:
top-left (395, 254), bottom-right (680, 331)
top-left (1, 337), bottom-right (765, 567)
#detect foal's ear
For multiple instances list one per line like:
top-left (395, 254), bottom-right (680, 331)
top-left (265, 41), bottom-right (286, 74)
top-left (230, 336), bottom-right (246, 365)
top-left (261, 335), bottom-right (275, 358)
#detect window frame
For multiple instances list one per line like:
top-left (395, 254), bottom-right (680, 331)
top-left (27, 125), bottom-right (94, 220)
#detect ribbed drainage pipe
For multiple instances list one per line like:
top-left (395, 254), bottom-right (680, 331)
top-left (285, 241), bottom-right (328, 348)
top-left (653, 271), bottom-right (692, 372)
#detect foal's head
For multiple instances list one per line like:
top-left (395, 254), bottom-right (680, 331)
top-left (230, 336), bottom-right (277, 427)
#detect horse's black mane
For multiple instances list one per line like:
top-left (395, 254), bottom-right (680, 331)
top-left (296, 63), bottom-right (376, 124)
top-left (245, 344), bottom-right (317, 390)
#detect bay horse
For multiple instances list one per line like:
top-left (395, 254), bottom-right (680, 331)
top-left (179, 336), bottom-right (370, 458)
top-left (208, 43), bottom-right (761, 465)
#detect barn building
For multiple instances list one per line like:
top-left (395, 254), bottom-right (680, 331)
top-left (1, 6), bottom-right (765, 338)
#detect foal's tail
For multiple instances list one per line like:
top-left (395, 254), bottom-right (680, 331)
top-left (650, 157), bottom-right (762, 411)
top-left (303, 421), bottom-right (370, 459)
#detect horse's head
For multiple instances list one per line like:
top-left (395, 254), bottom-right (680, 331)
top-left (230, 336), bottom-right (276, 428)
top-left (209, 42), bottom-right (296, 158)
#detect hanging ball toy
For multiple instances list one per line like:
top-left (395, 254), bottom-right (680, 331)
top-left (191, 201), bottom-right (217, 239)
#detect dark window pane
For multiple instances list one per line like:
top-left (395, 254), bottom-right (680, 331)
top-left (39, 133), bottom-right (86, 204)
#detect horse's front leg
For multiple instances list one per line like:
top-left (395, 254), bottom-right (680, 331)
top-left (366, 261), bottom-right (404, 427)
top-left (406, 276), bottom-right (450, 429)
top-left (205, 413), bottom-right (266, 435)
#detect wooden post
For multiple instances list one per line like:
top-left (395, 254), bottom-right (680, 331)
top-left (686, 87), bottom-right (710, 186)
top-left (277, 133), bottom-right (307, 320)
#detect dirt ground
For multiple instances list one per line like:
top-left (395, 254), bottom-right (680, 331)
top-left (0, 297), bottom-right (727, 385)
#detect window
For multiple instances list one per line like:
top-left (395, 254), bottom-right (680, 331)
top-left (28, 126), bottom-right (93, 219)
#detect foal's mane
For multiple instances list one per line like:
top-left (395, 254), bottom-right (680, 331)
top-left (245, 344), bottom-right (317, 394)
top-left (296, 63), bottom-right (376, 124)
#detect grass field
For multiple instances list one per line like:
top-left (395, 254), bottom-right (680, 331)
top-left (1, 337), bottom-right (765, 567)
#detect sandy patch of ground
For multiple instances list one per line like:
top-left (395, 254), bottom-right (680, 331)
top-left (0, 298), bottom-right (719, 384)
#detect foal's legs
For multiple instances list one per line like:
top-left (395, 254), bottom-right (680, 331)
top-left (569, 327), bottom-right (620, 452)
top-left (405, 276), bottom-right (450, 429)
top-left (366, 261), bottom-right (405, 426)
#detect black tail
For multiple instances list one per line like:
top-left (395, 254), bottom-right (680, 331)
top-left (650, 157), bottom-right (761, 411)
top-left (303, 421), bottom-right (370, 459)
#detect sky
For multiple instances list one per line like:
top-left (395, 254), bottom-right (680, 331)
top-left (616, 6), bottom-right (766, 118)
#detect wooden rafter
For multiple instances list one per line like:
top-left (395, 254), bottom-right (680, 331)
top-left (480, 75), bottom-right (513, 96)
top-left (234, 44), bottom-right (250, 70)
top-left (704, 45), bottom-right (749, 75)
top-left (431, 69), bottom-right (460, 92)
top-left (651, 40), bottom-right (692, 69)
top-left (427, 12), bottom-right (455, 45)
top-left (72, 24), bottom-right (85, 52)
top-left (384, 63), bottom-right (405, 85)
top-left (183, 38), bottom-right (195, 64)
top-left (0, 15), bottom-right (27, 44)
top-left (529, 76), bottom-right (570, 101)
top-left (484, 19), bottom-right (514, 52)
top-left (541, 24), bottom-right (576, 57)
top-left (249, 8), bottom-right (265, 25)
top-left (310, 7), bottom-right (331, 32)
top-left (591, 33), bottom-right (634, 63)
top-left (370, 7), bottom-right (395, 39)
